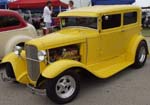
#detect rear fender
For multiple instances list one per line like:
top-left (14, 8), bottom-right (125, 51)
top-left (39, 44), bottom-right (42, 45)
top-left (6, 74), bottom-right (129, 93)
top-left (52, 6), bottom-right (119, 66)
top-left (126, 35), bottom-right (148, 62)
top-left (42, 60), bottom-right (88, 79)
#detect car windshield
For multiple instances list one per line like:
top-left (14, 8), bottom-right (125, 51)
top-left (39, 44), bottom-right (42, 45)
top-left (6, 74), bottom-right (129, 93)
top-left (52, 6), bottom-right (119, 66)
top-left (61, 17), bottom-right (97, 29)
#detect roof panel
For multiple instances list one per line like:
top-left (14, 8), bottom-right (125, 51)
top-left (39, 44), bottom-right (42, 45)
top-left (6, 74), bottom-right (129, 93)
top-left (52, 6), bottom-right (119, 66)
top-left (58, 5), bottom-right (140, 17)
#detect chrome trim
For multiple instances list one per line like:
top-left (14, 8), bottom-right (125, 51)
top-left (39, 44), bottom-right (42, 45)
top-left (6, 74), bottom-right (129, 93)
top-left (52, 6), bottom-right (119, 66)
top-left (25, 45), bottom-right (40, 81)
top-left (138, 46), bottom-right (146, 63)
top-left (27, 84), bottom-right (46, 96)
top-left (19, 55), bottom-right (52, 65)
top-left (56, 75), bottom-right (76, 99)
top-left (26, 57), bottom-right (41, 62)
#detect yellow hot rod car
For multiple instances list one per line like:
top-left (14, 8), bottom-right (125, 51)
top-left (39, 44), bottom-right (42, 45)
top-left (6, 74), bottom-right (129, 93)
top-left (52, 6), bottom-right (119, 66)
top-left (0, 5), bottom-right (149, 104)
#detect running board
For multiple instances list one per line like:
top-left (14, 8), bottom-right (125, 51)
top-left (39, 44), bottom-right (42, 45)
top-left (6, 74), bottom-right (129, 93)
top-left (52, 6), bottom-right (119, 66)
top-left (92, 61), bottom-right (132, 78)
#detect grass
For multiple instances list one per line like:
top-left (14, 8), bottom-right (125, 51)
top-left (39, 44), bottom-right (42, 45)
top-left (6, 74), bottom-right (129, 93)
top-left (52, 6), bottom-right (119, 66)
top-left (142, 28), bottom-right (150, 37)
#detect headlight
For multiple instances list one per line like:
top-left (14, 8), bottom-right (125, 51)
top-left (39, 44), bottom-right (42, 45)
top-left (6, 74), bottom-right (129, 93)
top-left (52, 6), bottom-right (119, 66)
top-left (38, 50), bottom-right (46, 62)
top-left (14, 46), bottom-right (23, 56)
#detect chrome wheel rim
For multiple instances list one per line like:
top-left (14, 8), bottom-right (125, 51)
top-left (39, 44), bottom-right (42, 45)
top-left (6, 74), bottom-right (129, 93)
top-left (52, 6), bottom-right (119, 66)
top-left (56, 75), bottom-right (76, 99)
top-left (138, 46), bottom-right (146, 63)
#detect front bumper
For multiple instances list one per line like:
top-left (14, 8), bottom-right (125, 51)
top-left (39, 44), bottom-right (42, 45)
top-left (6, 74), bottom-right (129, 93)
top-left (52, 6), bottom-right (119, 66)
top-left (27, 84), bottom-right (46, 96)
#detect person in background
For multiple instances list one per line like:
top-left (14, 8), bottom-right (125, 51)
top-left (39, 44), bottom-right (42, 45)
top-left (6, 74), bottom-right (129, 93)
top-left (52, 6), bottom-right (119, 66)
top-left (43, 1), bottom-right (53, 34)
top-left (68, 0), bottom-right (75, 10)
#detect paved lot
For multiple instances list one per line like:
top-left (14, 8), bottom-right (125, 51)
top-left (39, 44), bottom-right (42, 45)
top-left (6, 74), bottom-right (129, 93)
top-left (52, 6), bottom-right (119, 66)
top-left (0, 59), bottom-right (150, 105)
top-left (146, 37), bottom-right (150, 49)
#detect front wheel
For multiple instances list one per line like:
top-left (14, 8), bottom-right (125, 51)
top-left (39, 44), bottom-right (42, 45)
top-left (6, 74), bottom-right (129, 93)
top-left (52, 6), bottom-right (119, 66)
top-left (45, 70), bottom-right (80, 104)
top-left (133, 41), bottom-right (148, 68)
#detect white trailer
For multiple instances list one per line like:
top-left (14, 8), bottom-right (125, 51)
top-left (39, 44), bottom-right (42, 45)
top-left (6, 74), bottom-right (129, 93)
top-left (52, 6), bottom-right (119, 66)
top-left (60, 0), bottom-right (91, 8)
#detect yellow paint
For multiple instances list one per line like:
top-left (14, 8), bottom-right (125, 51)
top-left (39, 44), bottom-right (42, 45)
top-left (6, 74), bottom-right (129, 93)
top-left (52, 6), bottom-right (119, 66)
top-left (2, 51), bottom-right (30, 84)
top-left (1, 5), bottom-right (147, 86)
top-left (58, 5), bottom-right (140, 17)
top-left (42, 60), bottom-right (87, 78)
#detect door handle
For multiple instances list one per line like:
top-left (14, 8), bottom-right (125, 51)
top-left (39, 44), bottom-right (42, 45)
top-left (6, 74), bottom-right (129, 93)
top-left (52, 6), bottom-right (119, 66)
top-left (121, 30), bottom-right (125, 32)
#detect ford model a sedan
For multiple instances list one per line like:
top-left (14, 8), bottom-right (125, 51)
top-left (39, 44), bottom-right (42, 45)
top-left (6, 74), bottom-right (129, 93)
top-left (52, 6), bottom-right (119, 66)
top-left (0, 5), bottom-right (149, 104)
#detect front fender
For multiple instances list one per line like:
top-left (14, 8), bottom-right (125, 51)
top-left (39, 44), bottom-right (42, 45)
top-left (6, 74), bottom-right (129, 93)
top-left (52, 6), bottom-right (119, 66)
top-left (42, 60), bottom-right (88, 78)
top-left (1, 51), bottom-right (30, 84)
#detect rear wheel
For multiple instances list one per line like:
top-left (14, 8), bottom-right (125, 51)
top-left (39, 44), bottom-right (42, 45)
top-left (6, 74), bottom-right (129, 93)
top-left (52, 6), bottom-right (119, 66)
top-left (133, 41), bottom-right (148, 68)
top-left (45, 70), bottom-right (80, 104)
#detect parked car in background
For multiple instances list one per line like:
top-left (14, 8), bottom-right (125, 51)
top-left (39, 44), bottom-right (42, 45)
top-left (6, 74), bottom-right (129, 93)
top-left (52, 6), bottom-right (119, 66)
top-left (142, 10), bottom-right (150, 28)
top-left (8, 0), bottom-right (68, 29)
top-left (142, 11), bottom-right (147, 26)
top-left (0, 9), bottom-right (37, 59)
top-left (0, 5), bottom-right (149, 104)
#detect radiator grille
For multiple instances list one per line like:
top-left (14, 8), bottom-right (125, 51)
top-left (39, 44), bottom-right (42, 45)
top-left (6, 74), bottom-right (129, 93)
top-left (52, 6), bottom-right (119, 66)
top-left (25, 45), bottom-right (40, 81)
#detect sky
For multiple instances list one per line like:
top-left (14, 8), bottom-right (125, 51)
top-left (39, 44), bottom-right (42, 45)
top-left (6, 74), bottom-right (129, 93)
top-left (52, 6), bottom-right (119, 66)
top-left (134, 0), bottom-right (150, 7)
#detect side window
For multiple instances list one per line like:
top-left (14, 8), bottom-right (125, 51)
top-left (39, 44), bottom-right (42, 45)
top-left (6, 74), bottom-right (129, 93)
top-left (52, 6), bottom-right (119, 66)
top-left (102, 14), bottom-right (121, 29)
top-left (0, 16), bottom-right (20, 28)
top-left (124, 12), bottom-right (137, 25)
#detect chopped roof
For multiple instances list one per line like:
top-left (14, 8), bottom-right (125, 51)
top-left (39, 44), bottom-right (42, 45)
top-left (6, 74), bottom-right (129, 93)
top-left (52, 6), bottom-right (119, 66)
top-left (58, 5), bottom-right (141, 17)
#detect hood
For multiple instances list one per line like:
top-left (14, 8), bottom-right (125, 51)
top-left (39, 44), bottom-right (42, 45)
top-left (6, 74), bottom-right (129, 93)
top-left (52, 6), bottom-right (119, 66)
top-left (26, 27), bottom-right (98, 50)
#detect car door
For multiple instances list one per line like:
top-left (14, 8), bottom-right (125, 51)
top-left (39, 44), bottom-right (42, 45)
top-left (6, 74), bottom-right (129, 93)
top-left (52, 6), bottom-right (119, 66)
top-left (99, 13), bottom-right (125, 60)
top-left (122, 11), bottom-right (139, 51)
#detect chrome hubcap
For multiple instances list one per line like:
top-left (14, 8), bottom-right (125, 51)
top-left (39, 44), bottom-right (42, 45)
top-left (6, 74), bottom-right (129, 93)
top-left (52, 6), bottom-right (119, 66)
top-left (138, 46), bottom-right (146, 63)
top-left (56, 75), bottom-right (76, 99)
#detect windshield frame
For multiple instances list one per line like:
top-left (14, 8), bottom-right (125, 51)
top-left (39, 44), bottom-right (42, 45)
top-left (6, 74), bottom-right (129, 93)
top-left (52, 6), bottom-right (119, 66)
top-left (60, 16), bottom-right (99, 30)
